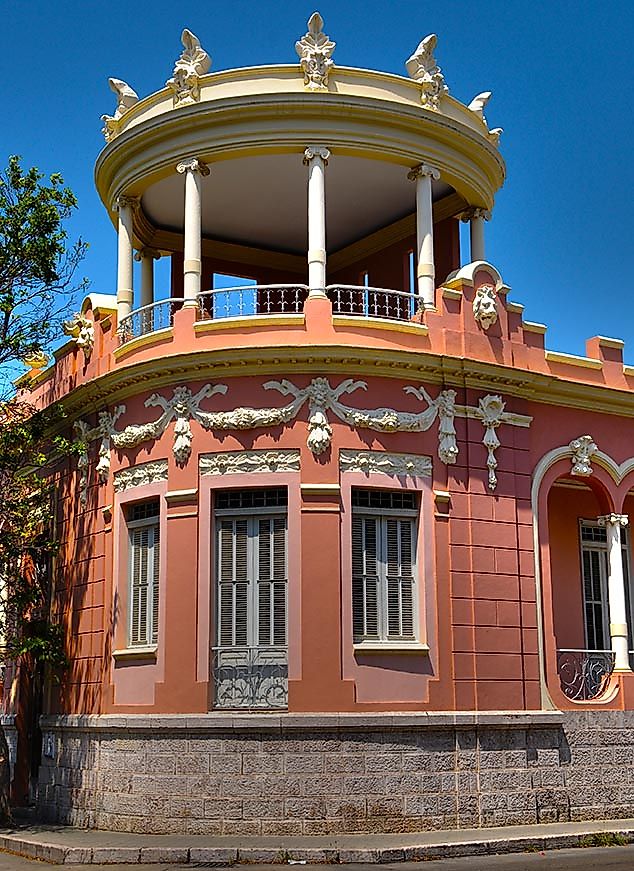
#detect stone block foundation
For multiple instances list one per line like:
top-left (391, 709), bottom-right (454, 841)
top-left (36, 711), bottom-right (634, 835)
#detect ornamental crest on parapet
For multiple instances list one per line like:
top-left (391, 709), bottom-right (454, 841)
top-left (295, 12), bottom-right (335, 91)
top-left (166, 29), bottom-right (211, 106)
top-left (405, 34), bottom-right (448, 110)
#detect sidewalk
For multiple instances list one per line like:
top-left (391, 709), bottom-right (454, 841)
top-left (1, 818), bottom-right (634, 865)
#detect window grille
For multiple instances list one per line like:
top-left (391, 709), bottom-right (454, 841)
top-left (352, 489), bottom-right (417, 643)
top-left (127, 500), bottom-right (160, 646)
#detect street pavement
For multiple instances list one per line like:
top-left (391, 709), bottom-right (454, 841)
top-left (3, 846), bottom-right (634, 870)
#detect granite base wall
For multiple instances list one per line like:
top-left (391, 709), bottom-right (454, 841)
top-left (36, 711), bottom-right (634, 835)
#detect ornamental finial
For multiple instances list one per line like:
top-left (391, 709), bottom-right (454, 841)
top-left (405, 34), bottom-right (448, 110)
top-left (166, 29), bottom-right (211, 107)
top-left (295, 12), bottom-right (335, 91)
top-left (101, 78), bottom-right (139, 142)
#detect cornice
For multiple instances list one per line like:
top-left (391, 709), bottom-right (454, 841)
top-left (95, 92), bottom-right (505, 225)
top-left (49, 343), bottom-right (634, 425)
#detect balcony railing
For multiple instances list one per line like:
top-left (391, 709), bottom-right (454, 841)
top-left (328, 284), bottom-right (420, 322)
top-left (197, 285), bottom-right (307, 320)
top-left (117, 298), bottom-right (181, 344)
top-left (556, 648), bottom-right (616, 701)
top-left (212, 645), bottom-right (288, 710)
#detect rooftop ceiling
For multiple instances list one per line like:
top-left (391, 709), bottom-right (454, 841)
top-left (142, 154), bottom-right (452, 254)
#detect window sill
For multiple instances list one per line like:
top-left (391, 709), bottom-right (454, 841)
top-left (112, 645), bottom-right (158, 662)
top-left (353, 642), bottom-right (430, 655)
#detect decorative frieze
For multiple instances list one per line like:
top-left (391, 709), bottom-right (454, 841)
top-left (569, 435), bottom-right (597, 477)
top-left (405, 34), bottom-right (448, 110)
top-left (295, 12), bottom-right (335, 91)
top-left (200, 450), bottom-right (300, 476)
top-left (73, 378), bottom-right (531, 501)
top-left (113, 461), bottom-right (169, 493)
top-left (339, 450), bottom-right (432, 477)
top-left (166, 29), bottom-right (211, 106)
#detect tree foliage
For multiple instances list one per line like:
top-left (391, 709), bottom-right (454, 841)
top-left (0, 155), bottom-right (87, 389)
top-left (0, 156), bottom-right (86, 819)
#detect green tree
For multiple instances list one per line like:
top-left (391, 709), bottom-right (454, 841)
top-left (0, 155), bottom-right (87, 392)
top-left (0, 156), bottom-right (86, 822)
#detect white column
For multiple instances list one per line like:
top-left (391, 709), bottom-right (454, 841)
top-left (135, 249), bottom-right (160, 308)
top-left (176, 157), bottom-right (210, 307)
top-left (462, 207), bottom-right (491, 262)
top-left (116, 196), bottom-right (136, 323)
top-left (598, 513), bottom-right (631, 671)
top-left (408, 163), bottom-right (440, 310)
top-left (303, 145), bottom-right (331, 297)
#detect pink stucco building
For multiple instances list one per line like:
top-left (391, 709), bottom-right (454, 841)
top-left (6, 17), bottom-right (634, 834)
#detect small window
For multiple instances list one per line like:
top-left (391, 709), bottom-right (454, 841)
top-left (127, 500), bottom-right (160, 646)
top-left (352, 489), bottom-right (418, 643)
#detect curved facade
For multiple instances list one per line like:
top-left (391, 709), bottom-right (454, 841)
top-left (9, 18), bottom-right (634, 835)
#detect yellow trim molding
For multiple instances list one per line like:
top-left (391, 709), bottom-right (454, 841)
top-left (545, 350), bottom-right (603, 370)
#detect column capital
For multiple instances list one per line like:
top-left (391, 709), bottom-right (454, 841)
top-left (176, 157), bottom-right (210, 176)
top-left (116, 194), bottom-right (140, 212)
top-left (461, 206), bottom-right (491, 223)
top-left (134, 248), bottom-right (161, 262)
top-left (407, 163), bottom-right (440, 182)
top-left (598, 513), bottom-right (629, 528)
top-left (303, 145), bottom-right (331, 165)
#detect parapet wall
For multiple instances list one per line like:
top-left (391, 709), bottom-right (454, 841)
top-left (37, 710), bottom-right (634, 835)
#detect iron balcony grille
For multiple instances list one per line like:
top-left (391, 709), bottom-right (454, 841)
top-left (117, 298), bottom-right (181, 344)
top-left (556, 648), bottom-right (616, 701)
top-left (212, 645), bottom-right (288, 710)
top-left (327, 284), bottom-right (420, 322)
top-left (197, 285), bottom-right (308, 320)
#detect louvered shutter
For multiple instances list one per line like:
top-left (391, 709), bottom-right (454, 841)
top-left (129, 523), bottom-right (159, 646)
top-left (217, 518), bottom-right (249, 646)
top-left (151, 525), bottom-right (160, 644)
top-left (257, 516), bottom-right (287, 646)
top-left (385, 518), bottom-right (415, 638)
top-left (352, 515), bottom-right (379, 640)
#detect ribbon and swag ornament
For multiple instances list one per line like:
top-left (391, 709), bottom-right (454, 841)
top-left (73, 377), bottom-right (530, 499)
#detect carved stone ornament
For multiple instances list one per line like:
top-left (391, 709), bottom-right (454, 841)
top-left (473, 283), bottom-right (498, 331)
top-left (303, 145), bottom-right (331, 165)
top-left (295, 12), bottom-right (335, 91)
top-left (569, 435), bottom-right (597, 477)
top-left (488, 128), bottom-right (503, 147)
top-left (73, 378), bottom-right (532, 502)
top-left (200, 450), bottom-right (301, 476)
top-left (597, 513), bottom-right (629, 528)
top-left (339, 450), bottom-right (432, 478)
top-left (473, 395), bottom-right (505, 490)
top-left (113, 460), bottom-right (169, 494)
top-left (62, 313), bottom-right (95, 358)
top-left (405, 34), bottom-right (448, 110)
top-left (166, 29), bottom-right (211, 107)
top-left (176, 157), bottom-right (210, 177)
top-left (407, 163), bottom-right (441, 183)
top-left (101, 78), bottom-right (139, 142)
top-left (467, 91), bottom-right (491, 125)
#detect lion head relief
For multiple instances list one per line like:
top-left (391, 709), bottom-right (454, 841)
top-left (472, 283), bottom-right (498, 330)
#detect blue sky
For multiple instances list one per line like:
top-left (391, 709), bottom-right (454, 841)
top-left (1, 0), bottom-right (632, 359)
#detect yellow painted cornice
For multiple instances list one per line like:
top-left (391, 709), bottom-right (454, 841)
top-left (544, 350), bottom-right (602, 370)
top-left (47, 342), bottom-right (634, 425)
top-left (331, 315), bottom-right (428, 336)
top-left (194, 314), bottom-right (304, 333)
top-left (114, 327), bottom-right (174, 360)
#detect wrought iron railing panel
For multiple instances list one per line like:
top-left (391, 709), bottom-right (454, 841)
top-left (556, 648), bottom-right (615, 701)
top-left (327, 284), bottom-right (420, 322)
top-left (118, 298), bottom-right (180, 344)
top-left (212, 645), bottom-right (288, 710)
top-left (197, 285), bottom-right (307, 320)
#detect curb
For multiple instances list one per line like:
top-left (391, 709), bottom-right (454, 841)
top-left (1, 827), bottom-right (634, 865)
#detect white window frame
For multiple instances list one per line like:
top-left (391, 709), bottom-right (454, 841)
top-left (351, 490), bottom-right (419, 646)
top-left (578, 519), bottom-right (633, 652)
top-left (214, 495), bottom-right (288, 650)
top-left (127, 503), bottom-right (160, 648)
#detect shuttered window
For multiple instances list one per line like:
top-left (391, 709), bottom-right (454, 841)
top-left (127, 501), bottom-right (160, 646)
top-left (215, 490), bottom-right (287, 648)
top-left (352, 489), bottom-right (417, 642)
